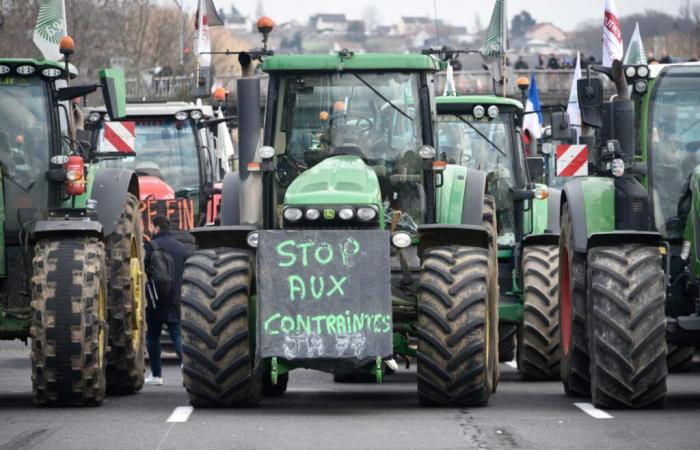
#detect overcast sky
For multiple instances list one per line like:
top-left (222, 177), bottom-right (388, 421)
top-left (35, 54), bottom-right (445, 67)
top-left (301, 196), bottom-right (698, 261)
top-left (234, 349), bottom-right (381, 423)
top-left (210, 0), bottom-right (687, 31)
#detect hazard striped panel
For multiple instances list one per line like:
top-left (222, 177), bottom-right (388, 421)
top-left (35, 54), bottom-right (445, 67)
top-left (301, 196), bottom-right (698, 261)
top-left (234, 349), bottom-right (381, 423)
top-left (103, 121), bottom-right (136, 153)
top-left (556, 144), bottom-right (588, 177)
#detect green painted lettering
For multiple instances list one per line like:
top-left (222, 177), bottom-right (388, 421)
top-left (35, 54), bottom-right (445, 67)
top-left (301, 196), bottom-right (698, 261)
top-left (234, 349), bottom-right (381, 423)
top-left (327, 276), bottom-right (347, 297)
top-left (296, 314), bottom-right (311, 334)
top-left (326, 315), bottom-right (337, 334)
top-left (264, 313), bottom-right (281, 335)
top-left (381, 315), bottom-right (392, 333)
top-left (353, 314), bottom-right (365, 333)
top-left (315, 243), bottom-right (333, 265)
top-left (280, 316), bottom-right (295, 334)
top-left (311, 315), bottom-right (326, 334)
top-left (297, 242), bottom-right (314, 267)
top-left (310, 276), bottom-right (324, 300)
top-left (373, 314), bottom-right (383, 333)
top-left (336, 314), bottom-right (347, 334)
top-left (288, 275), bottom-right (305, 301)
top-left (277, 240), bottom-right (297, 267)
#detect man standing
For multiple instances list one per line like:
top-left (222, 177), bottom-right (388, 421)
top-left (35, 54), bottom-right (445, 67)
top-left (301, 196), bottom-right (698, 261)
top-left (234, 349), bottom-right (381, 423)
top-left (144, 215), bottom-right (187, 385)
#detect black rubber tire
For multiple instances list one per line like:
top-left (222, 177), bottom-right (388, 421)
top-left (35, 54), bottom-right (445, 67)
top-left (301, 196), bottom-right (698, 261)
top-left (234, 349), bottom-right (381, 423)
top-left (416, 245), bottom-right (494, 406)
top-left (558, 203), bottom-right (591, 397)
top-left (667, 344), bottom-right (694, 373)
top-left (518, 245), bottom-right (561, 380)
top-left (105, 193), bottom-right (146, 394)
top-left (588, 244), bottom-right (667, 409)
top-left (498, 325), bottom-right (517, 362)
top-left (30, 237), bottom-right (108, 406)
top-left (180, 247), bottom-right (261, 407)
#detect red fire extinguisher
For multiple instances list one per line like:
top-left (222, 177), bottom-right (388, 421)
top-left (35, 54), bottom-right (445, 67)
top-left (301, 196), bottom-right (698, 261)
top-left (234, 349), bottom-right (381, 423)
top-left (64, 154), bottom-right (86, 196)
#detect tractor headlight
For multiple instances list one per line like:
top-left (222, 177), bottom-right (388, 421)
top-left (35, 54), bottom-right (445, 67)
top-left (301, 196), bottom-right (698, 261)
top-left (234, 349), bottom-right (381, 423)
top-left (418, 145), bottom-right (436, 159)
top-left (189, 110), bottom-right (203, 120)
top-left (16, 65), bottom-right (35, 75)
top-left (636, 65), bottom-right (650, 78)
top-left (487, 105), bottom-right (500, 119)
top-left (391, 232), bottom-right (412, 248)
top-left (0, 65), bottom-right (10, 75)
top-left (634, 80), bottom-right (648, 94)
top-left (357, 207), bottom-right (377, 221)
top-left (625, 65), bottom-right (637, 78)
top-left (338, 208), bottom-right (354, 220)
top-left (611, 158), bottom-right (625, 177)
top-left (257, 146), bottom-right (275, 159)
top-left (246, 231), bottom-right (259, 248)
top-left (305, 208), bottom-right (321, 220)
top-left (283, 207), bottom-right (303, 222)
top-left (174, 111), bottom-right (189, 121)
top-left (42, 67), bottom-right (62, 78)
top-left (87, 111), bottom-right (102, 123)
top-left (473, 105), bottom-right (485, 119)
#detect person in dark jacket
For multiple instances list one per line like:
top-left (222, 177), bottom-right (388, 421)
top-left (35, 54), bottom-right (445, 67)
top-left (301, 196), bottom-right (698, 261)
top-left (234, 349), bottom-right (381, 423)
top-left (144, 215), bottom-right (187, 385)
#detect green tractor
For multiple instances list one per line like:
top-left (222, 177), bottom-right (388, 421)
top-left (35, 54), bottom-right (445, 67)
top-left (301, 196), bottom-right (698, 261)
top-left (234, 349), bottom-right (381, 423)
top-left (557, 60), bottom-right (672, 408)
top-left (436, 95), bottom-right (562, 380)
top-left (0, 52), bottom-right (146, 405)
top-left (180, 51), bottom-right (503, 407)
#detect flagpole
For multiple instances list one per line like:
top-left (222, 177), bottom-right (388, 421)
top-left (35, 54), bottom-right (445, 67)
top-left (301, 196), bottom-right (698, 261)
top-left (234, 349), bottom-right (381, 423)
top-left (502, 0), bottom-right (508, 97)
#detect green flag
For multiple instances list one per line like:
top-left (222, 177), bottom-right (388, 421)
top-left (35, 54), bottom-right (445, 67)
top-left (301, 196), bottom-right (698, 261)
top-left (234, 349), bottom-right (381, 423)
top-left (33, 0), bottom-right (67, 61)
top-left (623, 22), bottom-right (647, 65)
top-left (480, 0), bottom-right (507, 58)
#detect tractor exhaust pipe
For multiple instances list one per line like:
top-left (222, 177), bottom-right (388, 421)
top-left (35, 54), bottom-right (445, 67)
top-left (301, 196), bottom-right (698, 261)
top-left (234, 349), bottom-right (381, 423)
top-left (236, 71), bottom-right (263, 226)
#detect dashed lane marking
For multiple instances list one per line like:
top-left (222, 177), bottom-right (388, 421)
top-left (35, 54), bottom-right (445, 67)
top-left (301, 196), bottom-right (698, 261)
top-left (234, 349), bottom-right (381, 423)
top-left (167, 406), bottom-right (194, 423)
top-left (574, 402), bottom-right (614, 419)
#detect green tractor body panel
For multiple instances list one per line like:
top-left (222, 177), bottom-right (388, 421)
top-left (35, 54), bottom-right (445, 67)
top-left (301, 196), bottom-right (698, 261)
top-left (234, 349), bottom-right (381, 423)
top-left (579, 177), bottom-right (616, 237)
top-left (530, 183), bottom-right (550, 235)
top-left (284, 156), bottom-right (382, 207)
top-left (436, 164), bottom-right (468, 224)
top-left (262, 53), bottom-right (443, 73)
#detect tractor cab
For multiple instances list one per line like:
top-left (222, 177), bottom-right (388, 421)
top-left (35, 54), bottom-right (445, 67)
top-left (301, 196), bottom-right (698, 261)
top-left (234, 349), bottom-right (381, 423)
top-left (86, 102), bottom-right (230, 235)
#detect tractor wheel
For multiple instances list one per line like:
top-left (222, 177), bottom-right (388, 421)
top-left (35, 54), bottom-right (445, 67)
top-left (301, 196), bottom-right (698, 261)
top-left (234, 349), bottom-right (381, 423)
top-left (498, 325), bottom-right (517, 362)
top-left (180, 247), bottom-right (261, 407)
top-left (30, 237), bottom-right (108, 406)
top-left (416, 245), bottom-right (495, 406)
top-left (105, 193), bottom-right (146, 394)
top-left (483, 196), bottom-right (500, 393)
top-left (558, 203), bottom-right (591, 397)
top-left (667, 344), bottom-right (694, 373)
top-left (588, 245), bottom-right (667, 409)
top-left (518, 245), bottom-right (561, 380)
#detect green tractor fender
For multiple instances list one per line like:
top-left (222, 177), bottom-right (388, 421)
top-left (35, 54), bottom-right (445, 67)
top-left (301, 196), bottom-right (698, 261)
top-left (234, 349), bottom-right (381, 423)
top-left (561, 176), bottom-right (661, 252)
top-left (419, 165), bottom-right (490, 254)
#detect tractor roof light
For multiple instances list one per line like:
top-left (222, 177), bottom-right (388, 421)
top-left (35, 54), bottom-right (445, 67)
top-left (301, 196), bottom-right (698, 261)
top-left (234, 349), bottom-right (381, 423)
top-left (611, 158), bottom-right (625, 177)
top-left (391, 232), bottom-right (412, 249)
top-left (636, 65), bottom-right (650, 78)
top-left (174, 111), bottom-right (189, 121)
top-left (283, 207), bottom-right (303, 222)
top-left (516, 76), bottom-right (530, 91)
top-left (0, 65), bottom-right (10, 75)
top-left (246, 231), bottom-right (259, 248)
top-left (625, 65), bottom-right (637, 78)
top-left (634, 80), bottom-right (648, 94)
top-left (15, 65), bottom-right (35, 75)
top-left (257, 146), bottom-right (275, 159)
top-left (357, 206), bottom-right (377, 222)
top-left (213, 87), bottom-right (226, 102)
top-left (418, 145), bottom-right (436, 160)
top-left (473, 105), bottom-right (485, 119)
top-left (59, 35), bottom-right (75, 57)
top-left (189, 110), bottom-right (203, 120)
top-left (256, 16), bottom-right (275, 34)
top-left (87, 111), bottom-right (102, 123)
top-left (41, 67), bottom-right (63, 78)
top-left (487, 105), bottom-right (500, 119)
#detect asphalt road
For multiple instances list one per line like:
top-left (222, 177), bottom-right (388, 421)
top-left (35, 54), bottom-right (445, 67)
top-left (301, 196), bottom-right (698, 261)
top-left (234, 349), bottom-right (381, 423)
top-left (1, 340), bottom-right (699, 450)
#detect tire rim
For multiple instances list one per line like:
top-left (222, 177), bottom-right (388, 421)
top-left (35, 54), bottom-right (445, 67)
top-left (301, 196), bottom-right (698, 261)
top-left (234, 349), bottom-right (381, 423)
top-left (129, 236), bottom-right (144, 353)
top-left (560, 246), bottom-right (572, 355)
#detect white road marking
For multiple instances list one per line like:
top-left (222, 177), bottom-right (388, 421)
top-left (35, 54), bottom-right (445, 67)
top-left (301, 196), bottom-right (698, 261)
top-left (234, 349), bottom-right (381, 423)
top-left (167, 406), bottom-right (194, 423)
top-left (574, 402), bottom-right (614, 419)
top-left (506, 360), bottom-right (517, 369)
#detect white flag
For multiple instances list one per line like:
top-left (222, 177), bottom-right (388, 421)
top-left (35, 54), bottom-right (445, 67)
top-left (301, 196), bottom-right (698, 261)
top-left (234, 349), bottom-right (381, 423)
top-left (624, 22), bottom-right (648, 65)
top-left (32, 0), bottom-right (67, 61)
top-left (443, 62), bottom-right (457, 96)
top-left (566, 52), bottom-right (582, 143)
top-left (195, 0), bottom-right (211, 67)
top-left (603, 0), bottom-right (623, 66)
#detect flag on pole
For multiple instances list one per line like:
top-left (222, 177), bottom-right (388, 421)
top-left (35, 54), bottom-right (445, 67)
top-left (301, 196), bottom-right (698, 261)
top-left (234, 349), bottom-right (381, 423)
top-left (480, 0), bottom-right (507, 89)
top-left (623, 22), bottom-right (647, 65)
top-left (195, 0), bottom-right (212, 67)
top-left (523, 72), bottom-right (543, 140)
top-left (443, 62), bottom-right (457, 96)
top-left (603, 0), bottom-right (623, 66)
top-left (33, 0), bottom-right (67, 61)
top-left (566, 52), bottom-right (583, 143)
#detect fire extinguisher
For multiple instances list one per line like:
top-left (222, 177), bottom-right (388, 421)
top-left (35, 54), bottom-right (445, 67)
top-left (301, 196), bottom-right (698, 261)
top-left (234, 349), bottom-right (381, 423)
top-left (64, 153), bottom-right (86, 196)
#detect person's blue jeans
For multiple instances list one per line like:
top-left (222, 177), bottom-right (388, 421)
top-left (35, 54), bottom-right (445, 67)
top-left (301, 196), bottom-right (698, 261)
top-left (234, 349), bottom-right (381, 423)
top-left (146, 317), bottom-right (183, 378)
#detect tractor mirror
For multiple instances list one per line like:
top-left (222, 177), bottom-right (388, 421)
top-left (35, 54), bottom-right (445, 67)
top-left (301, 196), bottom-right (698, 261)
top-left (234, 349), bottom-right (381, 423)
top-left (550, 111), bottom-right (572, 141)
top-left (99, 68), bottom-right (127, 120)
top-left (577, 77), bottom-right (603, 129)
top-left (526, 156), bottom-right (546, 181)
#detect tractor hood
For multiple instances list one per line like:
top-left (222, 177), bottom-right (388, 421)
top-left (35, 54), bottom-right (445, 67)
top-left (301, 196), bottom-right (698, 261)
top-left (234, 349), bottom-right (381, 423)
top-left (138, 175), bottom-right (175, 201)
top-left (284, 155), bottom-right (381, 206)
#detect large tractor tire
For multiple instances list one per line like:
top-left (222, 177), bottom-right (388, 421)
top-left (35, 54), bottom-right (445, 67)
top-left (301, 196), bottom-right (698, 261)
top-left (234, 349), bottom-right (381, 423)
top-left (587, 245), bottom-right (667, 409)
top-left (105, 193), bottom-right (146, 394)
top-left (558, 203), bottom-right (591, 397)
top-left (518, 245), bottom-right (561, 380)
top-left (667, 344), bottom-right (694, 373)
top-left (416, 245), bottom-right (496, 406)
top-left (30, 237), bottom-right (108, 406)
top-left (180, 247), bottom-right (261, 407)
top-left (498, 325), bottom-right (517, 362)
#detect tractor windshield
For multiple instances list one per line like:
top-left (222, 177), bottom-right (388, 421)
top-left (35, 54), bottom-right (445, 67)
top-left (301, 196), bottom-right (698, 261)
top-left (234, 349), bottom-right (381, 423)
top-left (649, 65), bottom-right (700, 239)
top-left (95, 118), bottom-right (200, 195)
top-left (437, 113), bottom-right (517, 246)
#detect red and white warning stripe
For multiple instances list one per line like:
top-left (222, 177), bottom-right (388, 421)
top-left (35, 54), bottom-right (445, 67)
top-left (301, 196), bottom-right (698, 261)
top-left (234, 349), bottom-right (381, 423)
top-left (556, 144), bottom-right (588, 177)
top-left (103, 121), bottom-right (136, 153)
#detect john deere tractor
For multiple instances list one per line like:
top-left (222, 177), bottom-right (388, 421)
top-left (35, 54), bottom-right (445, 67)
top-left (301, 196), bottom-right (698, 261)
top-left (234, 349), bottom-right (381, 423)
top-left (0, 47), bottom-right (145, 405)
top-left (558, 60), bottom-right (669, 408)
top-left (436, 95), bottom-right (562, 381)
top-left (180, 51), bottom-right (502, 407)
